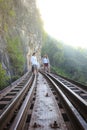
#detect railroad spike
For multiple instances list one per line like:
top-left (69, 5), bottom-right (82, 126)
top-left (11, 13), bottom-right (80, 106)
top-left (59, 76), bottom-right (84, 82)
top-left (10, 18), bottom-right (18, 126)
top-left (45, 93), bottom-right (49, 97)
top-left (50, 121), bottom-right (60, 128)
top-left (33, 122), bottom-right (41, 128)
top-left (33, 122), bottom-right (38, 128)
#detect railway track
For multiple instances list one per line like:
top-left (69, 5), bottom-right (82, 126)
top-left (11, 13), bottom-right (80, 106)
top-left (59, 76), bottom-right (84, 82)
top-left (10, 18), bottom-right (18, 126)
top-left (0, 72), bottom-right (87, 130)
top-left (46, 72), bottom-right (87, 121)
top-left (0, 72), bottom-right (35, 130)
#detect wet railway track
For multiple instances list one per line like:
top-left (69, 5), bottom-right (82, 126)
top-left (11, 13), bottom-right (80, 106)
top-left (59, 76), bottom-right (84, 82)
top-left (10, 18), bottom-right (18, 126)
top-left (0, 72), bottom-right (87, 130)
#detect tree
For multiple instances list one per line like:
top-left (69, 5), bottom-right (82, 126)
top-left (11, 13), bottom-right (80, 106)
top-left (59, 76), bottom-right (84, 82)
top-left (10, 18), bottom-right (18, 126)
top-left (0, 63), bottom-right (8, 89)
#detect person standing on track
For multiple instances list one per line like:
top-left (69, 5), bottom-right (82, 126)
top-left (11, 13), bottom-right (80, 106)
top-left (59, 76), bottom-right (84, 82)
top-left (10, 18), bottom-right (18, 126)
top-left (30, 52), bottom-right (38, 75)
top-left (43, 54), bottom-right (50, 72)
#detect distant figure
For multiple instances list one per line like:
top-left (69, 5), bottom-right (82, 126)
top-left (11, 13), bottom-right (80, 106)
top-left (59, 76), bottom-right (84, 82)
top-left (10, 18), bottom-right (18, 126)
top-left (43, 54), bottom-right (50, 72)
top-left (30, 52), bottom-right (37, 75)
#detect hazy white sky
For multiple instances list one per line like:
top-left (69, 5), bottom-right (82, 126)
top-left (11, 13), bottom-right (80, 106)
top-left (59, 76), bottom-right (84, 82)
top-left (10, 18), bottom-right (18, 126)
top-left (36, 0), bottom-right (87, 48)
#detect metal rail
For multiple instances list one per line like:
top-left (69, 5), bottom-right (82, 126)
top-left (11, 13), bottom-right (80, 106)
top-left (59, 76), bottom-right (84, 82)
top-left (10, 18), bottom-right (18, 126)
top-left (52, 73), bottom-right (87, 91)
top-left (46, 73), bottom-right (87, 121)
top-left (10, 75), bottom-right (37, 130)
top-left (0, 72), bottom-right (87, 130)
top-left (42, 72), bottom-right (87, 130)
top-left (0, 71), bottom-right (31, 100)
top-left (0, 74), bottom-right (33, 130)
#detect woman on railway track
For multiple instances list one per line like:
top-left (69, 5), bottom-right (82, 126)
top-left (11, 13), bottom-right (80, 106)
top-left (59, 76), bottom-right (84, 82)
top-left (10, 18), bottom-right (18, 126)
top-left (43, 54), bottom-right (50, 72)
top-left (30, 52), bottom-right (38, 75)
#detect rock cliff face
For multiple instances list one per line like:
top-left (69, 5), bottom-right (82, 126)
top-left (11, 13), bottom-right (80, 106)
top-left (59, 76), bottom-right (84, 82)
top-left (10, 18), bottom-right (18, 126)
top-left (0, 0), bottom-right (42, 79)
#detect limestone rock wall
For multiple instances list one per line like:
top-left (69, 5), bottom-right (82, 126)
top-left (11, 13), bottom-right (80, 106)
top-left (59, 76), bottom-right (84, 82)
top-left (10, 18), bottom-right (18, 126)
top-left (0, 0), bottom-right (42, 78)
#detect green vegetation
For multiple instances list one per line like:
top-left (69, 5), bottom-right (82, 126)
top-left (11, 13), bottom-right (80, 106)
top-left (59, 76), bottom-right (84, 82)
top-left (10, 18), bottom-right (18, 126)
top-left (0, 36), bottom-right (25, 90)
top-left (0, 63), bottom-right (9, 89)
top-left (9, 9), bottom-right (15, 17)
top-left (0, 0), bottom-right (15, 33)
top-left (6, 37), bottom-right (25, 76)
top-left (42, 35), bottom-right (87, 86)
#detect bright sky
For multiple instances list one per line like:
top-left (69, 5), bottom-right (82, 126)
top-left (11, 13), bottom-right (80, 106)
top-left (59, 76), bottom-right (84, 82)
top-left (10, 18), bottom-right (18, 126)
top-left (36, 0), bottom-right (87, 48)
